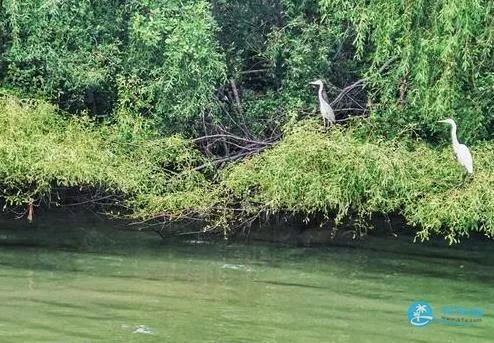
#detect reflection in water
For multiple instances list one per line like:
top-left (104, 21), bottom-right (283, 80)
top-left (0, 218), bottom-right (493, 342)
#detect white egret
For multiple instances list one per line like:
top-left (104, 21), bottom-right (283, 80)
top-left (438, 118), bottom-right (473, 175)
top-left (309, 79), bottom-right (335, 127)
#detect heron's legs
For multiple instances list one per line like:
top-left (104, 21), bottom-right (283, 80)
top-left (457, 172), bottom-right (473, 187)
top-left (323, 118), bottom-right (328, 132)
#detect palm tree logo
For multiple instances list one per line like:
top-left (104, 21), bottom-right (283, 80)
top-left (407, 301), bottom-right (433, 327)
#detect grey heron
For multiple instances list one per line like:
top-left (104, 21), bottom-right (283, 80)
top-left (438, 118), bottom-right (473, 175)
top-left (309, 79), bottom-right (335, 127)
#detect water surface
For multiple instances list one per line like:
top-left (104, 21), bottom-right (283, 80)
top-left (0, 215), bottom-right (493, 342)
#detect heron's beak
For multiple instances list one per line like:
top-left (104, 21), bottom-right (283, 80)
top-left (309, 81), bottom-right (318, 85)
top-left (437, 120), bottom-right (447, 123)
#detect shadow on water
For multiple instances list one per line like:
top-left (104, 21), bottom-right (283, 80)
top-left (1, 209), bottom-right (494, 285)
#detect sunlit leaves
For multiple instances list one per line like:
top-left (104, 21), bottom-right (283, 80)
top-left (0, 0), bottom-right (226, 134)
top-left (0, 95), bottom-right (210, 215)
top-left (223, 119), bottom-right (494, 243)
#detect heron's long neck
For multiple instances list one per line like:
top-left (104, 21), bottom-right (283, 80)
top-left (318, 84), bottom-right (324, 104)
top-left (450, 123), bottom-right (460, 147)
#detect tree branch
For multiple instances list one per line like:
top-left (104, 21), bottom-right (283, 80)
top-left (192, 134), bottom-right (273, 146)
top-left (193, 144), bottom-right (273, 171)
top-left (329, 56), bottom-right (399, 107)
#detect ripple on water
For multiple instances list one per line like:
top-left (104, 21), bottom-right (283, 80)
top-left (221, 264), bottom-right (255, 272)
top-left (132, 325), bottom-right (153, 334)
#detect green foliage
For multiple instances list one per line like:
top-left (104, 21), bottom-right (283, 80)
top-left (0, 94), bottom-right (212, 216)
top-left (2, 1), bottom-right (494, 243)
top-left (3, 92), bottom-right (494, 243)
top-left (1, 0), bottom-right (226, 133)
top-left (120, 0), bottom-right (226, 132)
top-left (2, 0), bottom-right (493, 140)
top-left (128, 171), bottom-right (221, 223)
top-left (1, 0), bottom-right (121, 114)
top-left (320, 0), bottom-right (494, 142)
top-left (222, 119), bottom-right (494, 243)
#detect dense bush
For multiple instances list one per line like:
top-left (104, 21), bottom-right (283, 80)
top-left (1, 0), bottom-right (122, 115)
top-left (222, 120), bottom-right (494, 243)
top-left (0, 0), bottom-right (225, 133)
top-left (119, 0), bottom-right (225, 132)
top-left (0, 94), bottom-right (213, 216)
top-left (2, 92), bottom-right (494, 243)
top-left (2, 1), bottom-right (494, 242)
top-left (3, 0), bottom-right (492, 140)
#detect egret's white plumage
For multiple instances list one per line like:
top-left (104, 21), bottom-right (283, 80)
top-left (438, 118), bottom-right (473, 174)
top-left (309, 79), bottom-right (335, 126)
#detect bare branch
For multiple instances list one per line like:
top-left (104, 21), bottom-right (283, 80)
top-left (335, 115), bottom-right (368, 122)
top-left (334, 108), bottom-right (367, 112)
top-left (239, 69), bottom-right (270, 75)
top-left (192, 134), bottom-right (273, 145)
top-left (329, 56), bottom-right (399, 107)
top-left (230, 79), bottom-right (242, 112)
top-left (193, 144), bottom-right (273, 171)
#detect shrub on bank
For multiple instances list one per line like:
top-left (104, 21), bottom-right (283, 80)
top-left (0, 94), bottom-right (211, 215)
top-left (2, 94), bottom-right (493, 243)
top-left (222, 120), bottom-right (494, 243)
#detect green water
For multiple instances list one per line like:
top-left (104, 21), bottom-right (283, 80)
top-left (1, 216), bottom-right (493, 342)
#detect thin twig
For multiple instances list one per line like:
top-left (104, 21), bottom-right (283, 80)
top-left (335, 115), bottom-right (368, 122)
top-left (193, 144), bottom-right (273, 171)
top-left (334, 108), bottom-right (367, 112)
top-left (214, 97), bottom-right (251, 138)
top-left (230, 79), bottom-right (242, 112)
top-left (63, 195), bottom-right (116, 207)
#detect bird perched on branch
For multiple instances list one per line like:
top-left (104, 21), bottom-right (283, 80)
top-left (309, 79), bottom-right (335, 127)
top-left (438, 118), bottom-right (473, 177)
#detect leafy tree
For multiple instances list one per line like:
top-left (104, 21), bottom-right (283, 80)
top-left (119, 0), bottom-right (226, 133)
top-left (320, 0), bottom-right (494, 142)
top-left (0, 0), bottom-right (226, 134)
top-left (1, 0), bottom-right (122, 115)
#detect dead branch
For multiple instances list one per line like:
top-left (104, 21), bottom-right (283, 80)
top-left (329, 56), bottom-right (399, 107)
top-left (335, 115), bottom-right (368, 122)
top-left (239, 69), bottom-right (270, 75)
top-left (334, 108), bottom-right (367, 112)
top-left (193, 146), bottom-right (271, 172)
top-left (214, 96), bottom-right (252, 138)
top-left (192, 134), bottom-right (273, 146)
top-left (230, 78), bottom-right (242, 112)
top-left (63, 195), bottom-right (116, 207)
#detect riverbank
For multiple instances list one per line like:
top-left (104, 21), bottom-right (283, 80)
top-left (0, 208), bottom-right (491, 252)
top-left (2, 95), bottom-right (494, 244)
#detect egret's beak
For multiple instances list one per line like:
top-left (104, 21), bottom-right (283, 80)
top-left (309, 81), bottom-right (318, 85)
top-left (437, 120), bottom-right (447, 123)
